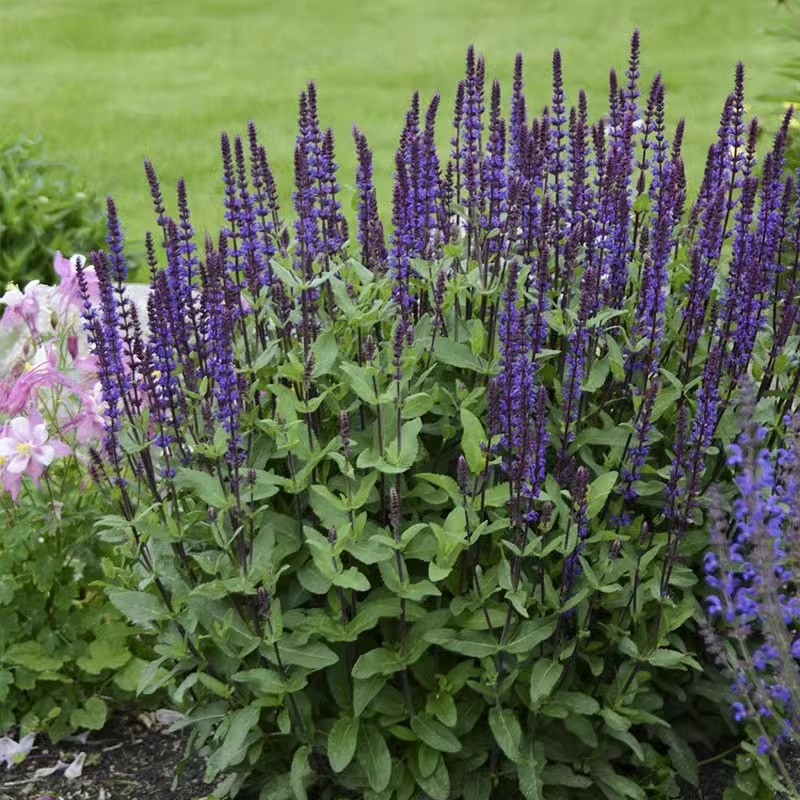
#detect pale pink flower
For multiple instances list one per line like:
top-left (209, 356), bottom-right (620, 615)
top-left (64, 381), bottom-right (106, 444)
top-left (53, 251), bottom-right (98, 311)
top-left (0, 412), bottom-right (70, 491)
top-left (0, 347), bottom-right (75, 415)
top-left (0, 281), bottom-right (42, 334)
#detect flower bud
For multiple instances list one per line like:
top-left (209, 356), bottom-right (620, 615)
top-left (363, 334), bottom-right (376, 362)
top-left (457, 455), bottom-right (469, 493)
top-left (389, 486), bottom-right (401, 535)
top-left (67, 335), bottom-right (79, 361)
top-left (339, 410), bottom-right (350, 456)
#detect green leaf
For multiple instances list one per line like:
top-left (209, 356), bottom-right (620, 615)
top-left (592, 761), bottom-right (646, 800)
top-left (403, 392), bottom-right (434, 419)
top-left (107, 590), bottom-right (169, 625)
top-left (426, 692), bottom-right (458, 727)
top-left (417, 743), bottom-right (439, 778)
top-left (328, 715), bottom-right (360, 773)
top-left (259, 773), bottom-right (293, 800)
top-left (565, 714), bottom-right (598, 748)
top-left (410, 713), bottom-right (462, 754)
top-left (276, 641), bottom-right (338, 671)
top-left (553, 691), bottom-right (600, 715)
top-left (586, 471), bottom-right (618, 520)
top-left (460, 407), bottom-right (487, 473)
top-left (463, 771), bottom-right (493, 800)
top-left (5, 642), bottom-right (65, 672)
top-left (232, 668), bottom-right (288, 695)
top-left (582, 357), bottom-right (609, 392)
top-left (504, 618), bottom-right (557, 655)
top-left (332, 567), bottom-right (371, 592)
top-left (662, 729), bottom-right (699, 785)
top-left (352, 647), bottom-right (405, 679)
top-left (311, 329), bottom-right (338, 377)
top-left (434, 337), bottom-right (482, 370)
top-left (174, 467), bottom-right (229, 508)
top-left (353, 675), bottom-right (387, 717)
top-left (517, 744), bottom-right (545, 800)
top-left (542, 764), bottom-right (592, 788)
top-left (542, 764), bottom-right (592, 789)
top-left (77, 637), bottom-right (132, 675)
top-left (69, 696), bottom-right (107, 730)
top-left (290, 745), bottom-right (312, 800)
top-left (357, 724), bottom-right (392, 792)
top-left (651, 383), bottom-right (682, 424)
top-left (425, 629), bottom-right (498, 658)
top-left (206, 704), bottom-right (261, 778)
top-left (646, 648), bottom-right (699, 670)
top-left (341, 362), bottom-right (378, 405)
top-left (488, 706), bottom-right (522, 763)
top-left (410, 752), bottom-right (451, 800)
top-left (529, 658), bottom-right (564, 709)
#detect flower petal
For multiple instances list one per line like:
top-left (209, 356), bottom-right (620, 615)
top-left (32, 445), bottom-right (55, 467)
top-left (6, 454), bottom-right (29, 474)
top-left (8, 416), bottom-right (31, 440)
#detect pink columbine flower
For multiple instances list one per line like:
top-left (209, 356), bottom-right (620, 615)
top-left (0, 281), bottom-right (42, 334)
top-left (53, 251), bottom-right (98, 311)
top-left (0, 413), bottom-right (70, 496)
top-left (0, 346), bottom-right (77, 416)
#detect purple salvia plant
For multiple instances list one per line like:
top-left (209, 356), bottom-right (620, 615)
top-left (703, 410), bottom-right (800, 778)
top-left (421, 93), bottom-right (445, 255)
top-left (509, 52), bottom-right (527, 174)
top-left (461, 46), bottom-right (485, 244)
top-left (449, 80), bottom-right (465, 208)
top-left (247, 120), bottom-right (279, 267)
top-left (480, 80), bottom-right (507, 263)
top-left (318, 127), bottom-right (349, 258)
top-left (561, 466), bottom-right (590, 604)
top-left (353, 125), bottom-right (387, 271)
top-left (549, 49), bottom-right (568, 287)
top-left (618, 376), bottom-right (660, 504)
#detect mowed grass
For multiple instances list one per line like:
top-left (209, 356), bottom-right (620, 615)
top-left (0, 0), bottom-right (792, 251)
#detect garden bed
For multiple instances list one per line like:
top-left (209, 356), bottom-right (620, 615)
top-left (0, 714), bottom-right (218, 800)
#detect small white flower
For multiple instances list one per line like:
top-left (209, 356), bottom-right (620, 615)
top-left (64, 751), bottom-right (85, 779)
top-left (0, 732), bottom-right (36, 769)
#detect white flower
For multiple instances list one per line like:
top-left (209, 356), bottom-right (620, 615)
top-left (0, 732), bottom-right (36, 769)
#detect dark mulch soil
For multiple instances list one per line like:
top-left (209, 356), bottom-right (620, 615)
top-left (3, 715), bottom-right (799, 800)
top-left (682, 743), bottom-right (800, 800)
top-left (0, 715), bottom-right (219, 800)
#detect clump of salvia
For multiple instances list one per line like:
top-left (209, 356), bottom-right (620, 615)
top-left (702, 392), bottom-right (800, 797)
top-left (81, 30), bottom-right (800, 800)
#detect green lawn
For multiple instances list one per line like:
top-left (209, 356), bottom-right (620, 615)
top-left (0, 0), bottom-right (792, 252)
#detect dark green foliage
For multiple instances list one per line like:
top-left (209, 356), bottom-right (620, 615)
top-left (0, 135), bottom-right (106, 286)
top-left (0, 472), bottom-right (149, 740)
top-left (94, 239), bottom-right (798, 798)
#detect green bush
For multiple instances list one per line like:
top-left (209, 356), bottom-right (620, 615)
top-left (0, 479), bottom-right (148, 740)
top-left (78, 35), bottom-right (800, 800)
top-left (0, 277), bottom-right (151, 741)
top-left (0, 135), bottom-right (106, 286)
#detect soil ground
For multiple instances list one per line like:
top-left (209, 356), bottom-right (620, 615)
top-left (2, 716), bottom-right (799, 800)
top-left (0, 715), bottom-right (219, 800)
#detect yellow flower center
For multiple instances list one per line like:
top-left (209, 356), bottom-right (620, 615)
top-left (16, 443), bottom-right (31, 457)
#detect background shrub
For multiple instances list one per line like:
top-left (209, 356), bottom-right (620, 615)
top-left (0, 136), bottom-right (106, 286)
